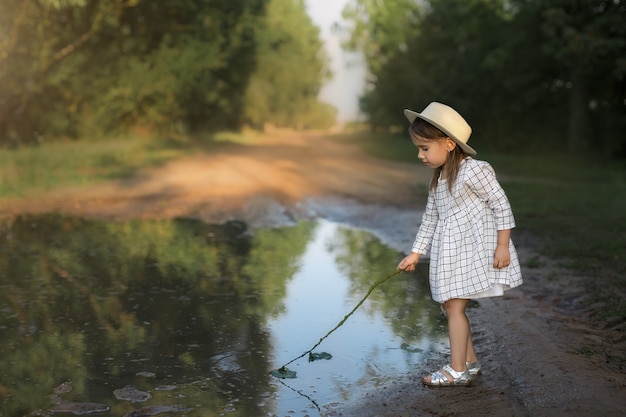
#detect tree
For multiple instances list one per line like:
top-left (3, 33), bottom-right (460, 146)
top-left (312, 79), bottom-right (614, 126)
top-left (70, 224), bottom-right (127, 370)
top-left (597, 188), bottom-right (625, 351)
top-left (340, 0), bottom-right (421, 77)
top-left (82, 0), bottom-right (267, 135)
top-left (340, 0), bottom-right (626, 154)
top-left (243, 0), bottom-right (334, 130)
top-left (0, 0), bottom-right (334, 145)
top-left (0, 0), bottom-right (113, 143)
top-left (531, 0), bottom-right (626, 152)
top-left (343, 0), bottom-right (526, 138)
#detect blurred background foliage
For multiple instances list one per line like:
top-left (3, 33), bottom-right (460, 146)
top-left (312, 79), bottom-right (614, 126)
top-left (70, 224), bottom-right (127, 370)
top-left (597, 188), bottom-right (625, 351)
top-left (0, 0), bottom-right (335, 145)
top-left (340, 0), bottom-right (626, 156)
top-left (0, 0), bottom-right (624, 156)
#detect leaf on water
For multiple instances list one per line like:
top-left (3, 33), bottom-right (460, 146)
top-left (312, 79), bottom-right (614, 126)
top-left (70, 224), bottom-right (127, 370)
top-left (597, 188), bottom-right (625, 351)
top-left (270, 366), bottom-right (297, 379)
top-left (308, 352), bottom-right (332, 362)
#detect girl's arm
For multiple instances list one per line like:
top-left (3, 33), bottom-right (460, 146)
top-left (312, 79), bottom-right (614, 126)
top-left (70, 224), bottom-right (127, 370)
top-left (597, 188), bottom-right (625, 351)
top-left (410, 192), bottom-right (438, 254)
top-left (465, 161), bottom-right (515, 269)
top-left (466, 162), bottom-right (516, 231)
top-left (494, 229), bottom-right (511, 269)
top-left (399, 192), bottom-right (437, 271)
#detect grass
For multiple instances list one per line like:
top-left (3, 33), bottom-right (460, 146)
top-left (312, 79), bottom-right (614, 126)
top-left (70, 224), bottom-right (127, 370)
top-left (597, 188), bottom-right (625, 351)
top-left (347, 131), bottom-right (626, 322)
top-left (0, 132), bottom-right (257, 199)
top-left (335, 131), bottom-right (419, 163)
top-left (0, 138), bottom-right (179, 198)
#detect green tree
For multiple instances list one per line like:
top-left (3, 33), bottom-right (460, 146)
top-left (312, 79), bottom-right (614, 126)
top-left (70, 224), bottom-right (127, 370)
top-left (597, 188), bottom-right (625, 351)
top-left (243, 0), bottom-right (334, 129)
top-left (345, 0), bottom-right (523, 139)
top-left (0, 0), bottom-right (268, 142)
top-left (340, 0), bottom-right (421, 77)
top-left (0, 0), bottom-right (113, 143)
top-left (529, 0), bottom-right (626, 152)
top-left (0, 0), bottom-right (334, 145)
top-left (341, 0), bottom-right (626, 154)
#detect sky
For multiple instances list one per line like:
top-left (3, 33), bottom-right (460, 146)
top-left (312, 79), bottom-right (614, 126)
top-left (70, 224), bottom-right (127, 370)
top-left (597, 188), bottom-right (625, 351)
top-left (305, 0), bottom-right (366, 123)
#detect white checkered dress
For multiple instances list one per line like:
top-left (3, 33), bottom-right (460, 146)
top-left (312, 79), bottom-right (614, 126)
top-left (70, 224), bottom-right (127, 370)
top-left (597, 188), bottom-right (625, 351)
top-left (411, 158), bottom-right (522, 303)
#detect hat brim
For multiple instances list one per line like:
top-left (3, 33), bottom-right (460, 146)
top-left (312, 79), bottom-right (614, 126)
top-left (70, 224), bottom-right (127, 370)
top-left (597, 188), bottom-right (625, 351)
top-left (404, 109), bottom-right (477, 156)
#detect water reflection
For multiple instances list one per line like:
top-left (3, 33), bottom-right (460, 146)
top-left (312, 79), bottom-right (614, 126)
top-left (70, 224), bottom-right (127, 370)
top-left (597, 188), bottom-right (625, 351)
top-left (0, 215), bottom-right (446, 416)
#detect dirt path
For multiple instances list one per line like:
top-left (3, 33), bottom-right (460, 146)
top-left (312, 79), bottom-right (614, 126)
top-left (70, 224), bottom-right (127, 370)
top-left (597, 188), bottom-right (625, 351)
top-left (2, 131), bottom-right (624, 416)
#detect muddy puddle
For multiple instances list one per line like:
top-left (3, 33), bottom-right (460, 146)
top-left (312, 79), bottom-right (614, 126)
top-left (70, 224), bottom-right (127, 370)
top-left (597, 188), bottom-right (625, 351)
top-left (0, 214), bottom-right (447, 416)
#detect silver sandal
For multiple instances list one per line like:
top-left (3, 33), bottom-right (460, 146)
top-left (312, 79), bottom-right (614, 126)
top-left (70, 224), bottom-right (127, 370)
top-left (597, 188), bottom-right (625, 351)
top-left (466, 360), bottom-right (481, 376)
top-left (423, 364), bottom-right (471, 387)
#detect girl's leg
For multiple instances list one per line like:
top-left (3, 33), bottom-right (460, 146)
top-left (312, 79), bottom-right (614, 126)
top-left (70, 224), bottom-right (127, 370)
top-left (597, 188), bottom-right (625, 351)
top-left (443, 298), bottom-right (471, 372)
top-left (423, 298), bottom-right (475, 384)
top-left (466, 322), bottom-right (478, 364)
top-left (440, 300), bottom-right (478, 364)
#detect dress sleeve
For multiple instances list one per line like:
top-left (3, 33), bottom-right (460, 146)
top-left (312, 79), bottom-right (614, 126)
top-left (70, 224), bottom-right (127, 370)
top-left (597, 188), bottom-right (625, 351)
top-left (411, 191), bottom-right (439, 254)
top-left (465, 161), bottom-right (516, 230)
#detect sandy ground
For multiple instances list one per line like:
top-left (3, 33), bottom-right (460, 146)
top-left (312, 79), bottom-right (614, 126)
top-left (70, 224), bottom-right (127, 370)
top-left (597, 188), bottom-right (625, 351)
top-left (2, 132), bottom-right (625, 416)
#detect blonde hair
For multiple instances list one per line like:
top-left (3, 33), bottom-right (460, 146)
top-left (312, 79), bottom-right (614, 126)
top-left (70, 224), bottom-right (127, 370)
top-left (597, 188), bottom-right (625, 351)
top-left (408, 119), bottom-right (467, 192)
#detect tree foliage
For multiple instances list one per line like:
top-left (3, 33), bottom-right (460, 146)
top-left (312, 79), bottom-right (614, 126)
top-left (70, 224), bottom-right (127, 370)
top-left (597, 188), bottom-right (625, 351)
top-left (341, 0), bottom-right (626, 155)
top-left (243, 0), bottom-right (335, 129)
top-left (340, 0), bottom-right (421, 76)
top-left (0, 0), bottom-right (333, 145)
top-left (534, 0), bottom-right (626, 152)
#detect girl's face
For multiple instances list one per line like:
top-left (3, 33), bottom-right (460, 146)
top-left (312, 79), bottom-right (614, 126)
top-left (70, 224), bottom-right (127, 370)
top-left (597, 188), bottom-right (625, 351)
top-left (414, 137), bottom-right (456, 169)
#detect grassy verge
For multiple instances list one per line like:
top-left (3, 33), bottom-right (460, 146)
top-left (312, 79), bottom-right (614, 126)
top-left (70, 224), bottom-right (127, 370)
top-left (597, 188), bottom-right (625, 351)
top-left (345, 131), bottom-right (626, 322)
top-left (0, 132), bottom-right (258, 199)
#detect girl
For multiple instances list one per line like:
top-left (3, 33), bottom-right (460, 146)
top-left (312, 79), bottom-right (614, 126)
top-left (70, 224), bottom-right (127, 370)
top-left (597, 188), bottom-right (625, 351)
top-left (397, 102), bottom-right (522, 387)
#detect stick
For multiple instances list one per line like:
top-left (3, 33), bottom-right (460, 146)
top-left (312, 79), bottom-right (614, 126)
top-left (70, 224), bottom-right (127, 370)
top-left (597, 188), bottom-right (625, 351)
top-left (277, 269), bottom-right (403, 371)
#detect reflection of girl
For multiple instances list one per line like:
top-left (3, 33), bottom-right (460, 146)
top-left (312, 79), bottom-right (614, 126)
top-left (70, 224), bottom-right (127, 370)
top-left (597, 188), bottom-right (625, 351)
top-left (397, 102), bottom-right (522, 387)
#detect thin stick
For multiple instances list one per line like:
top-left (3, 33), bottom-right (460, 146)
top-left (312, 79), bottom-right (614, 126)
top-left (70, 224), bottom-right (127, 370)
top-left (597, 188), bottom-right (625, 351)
top-left (277, 269), bottom-right (403, 370)
top-left (275, 378), bottom-right (321, 412)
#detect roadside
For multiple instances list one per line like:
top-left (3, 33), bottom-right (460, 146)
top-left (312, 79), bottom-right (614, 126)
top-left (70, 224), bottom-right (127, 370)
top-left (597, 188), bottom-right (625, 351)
top-left (1, 131), bottom-right (624, 416)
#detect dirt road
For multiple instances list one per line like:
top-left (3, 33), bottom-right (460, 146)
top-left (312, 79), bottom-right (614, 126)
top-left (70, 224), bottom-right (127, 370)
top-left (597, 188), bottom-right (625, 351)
top-left (2, 132), bottom-right (625, 416)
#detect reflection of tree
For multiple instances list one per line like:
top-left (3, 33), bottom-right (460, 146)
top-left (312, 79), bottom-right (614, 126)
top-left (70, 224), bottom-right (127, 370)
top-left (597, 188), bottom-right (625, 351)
top-left (0, 215), bottom-right (314, 416)
top-left (243, 221), bottom-right (317, 317)
top-left (327, 226), bottom-right (445, 344)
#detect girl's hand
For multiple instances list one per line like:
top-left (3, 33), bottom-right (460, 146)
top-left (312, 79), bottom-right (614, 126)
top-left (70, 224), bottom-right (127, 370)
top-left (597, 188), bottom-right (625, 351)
top-left (397, 252), bottom-right (421, 271)
top-left (493, 244), bottom-right (511, 269)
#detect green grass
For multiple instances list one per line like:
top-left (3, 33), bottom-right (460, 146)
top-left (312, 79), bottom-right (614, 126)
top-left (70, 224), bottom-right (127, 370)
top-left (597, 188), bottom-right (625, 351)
top-left (335, 131), bottom-right (418, 163)
top-left (0, 138), bottom-right (183, 198)
top-left (0, 132), bottom-right (257, 199)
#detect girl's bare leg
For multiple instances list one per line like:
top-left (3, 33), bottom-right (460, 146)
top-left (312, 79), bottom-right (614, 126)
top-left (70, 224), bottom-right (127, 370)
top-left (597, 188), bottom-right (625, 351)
top-left (444, 298), bottom-right (471, 371)
top-left (466, 321), bottom-right (478, 364)
top-left (423, 298), bottom-right (476, 383)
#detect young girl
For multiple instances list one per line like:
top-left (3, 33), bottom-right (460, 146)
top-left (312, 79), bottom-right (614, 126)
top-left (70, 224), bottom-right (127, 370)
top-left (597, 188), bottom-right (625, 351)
top-left (397, 102), bottom-right (522, 387)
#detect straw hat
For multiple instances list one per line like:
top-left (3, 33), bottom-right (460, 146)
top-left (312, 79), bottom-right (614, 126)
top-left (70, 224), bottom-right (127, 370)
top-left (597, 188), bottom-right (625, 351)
top-left (404, 102), bottom-right (476, 156)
